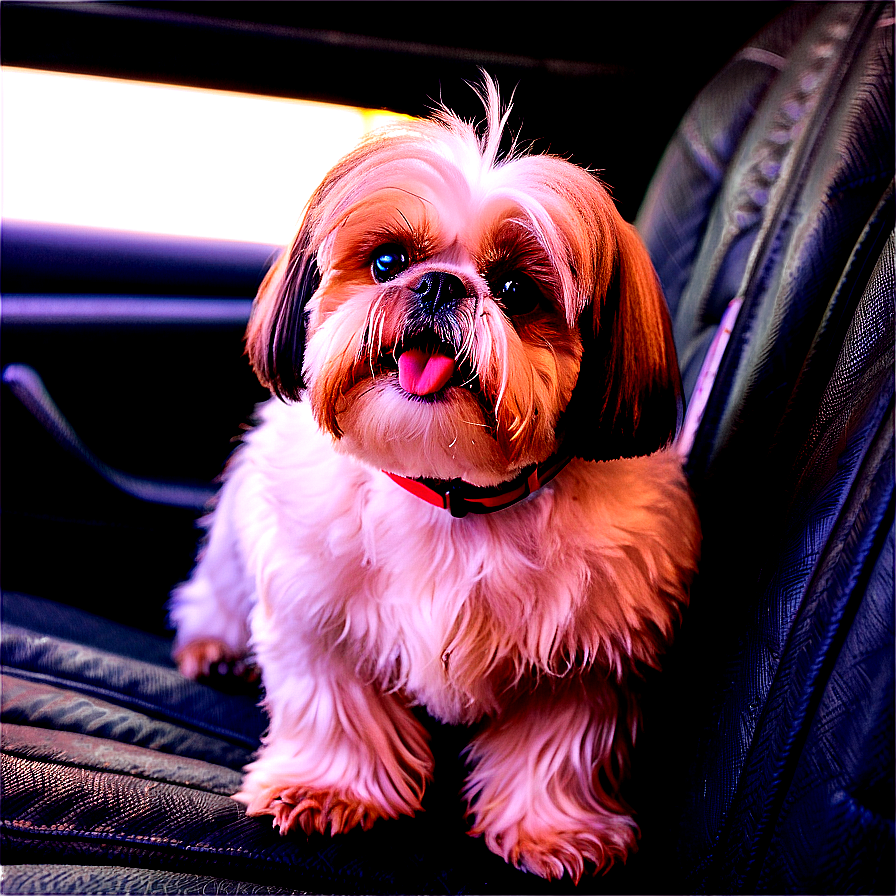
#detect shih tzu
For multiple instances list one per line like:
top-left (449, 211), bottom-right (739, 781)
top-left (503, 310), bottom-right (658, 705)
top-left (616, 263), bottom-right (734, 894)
top-left (170, 78), bottom-right (700, 882)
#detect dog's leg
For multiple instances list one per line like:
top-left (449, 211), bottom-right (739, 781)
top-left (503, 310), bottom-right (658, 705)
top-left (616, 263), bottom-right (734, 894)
top-left (235, 661), bottom-right (433, 835)
top-left (463, 675), bottom-right (638, 881)
top-left (169, 458), bottom-right (257, 679)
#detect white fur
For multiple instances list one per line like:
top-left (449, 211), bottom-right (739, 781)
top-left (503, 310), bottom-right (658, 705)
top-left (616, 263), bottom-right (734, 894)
top-left (170, 79), bottom-right (700, 881)
top-left (171, 397), bottom-right (699, 877)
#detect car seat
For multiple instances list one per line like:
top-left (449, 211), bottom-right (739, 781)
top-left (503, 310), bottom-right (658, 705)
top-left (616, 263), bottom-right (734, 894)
top-left (2, 3), bottom-right (892, 893)
top-left (633, 2), bottom-right (894, 892)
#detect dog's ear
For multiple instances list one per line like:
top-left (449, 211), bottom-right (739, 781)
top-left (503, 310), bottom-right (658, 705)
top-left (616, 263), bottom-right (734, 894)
top-left (563, 221), bottom-right (682, 461)
top-left (245, 228), bottom-right (320, 400)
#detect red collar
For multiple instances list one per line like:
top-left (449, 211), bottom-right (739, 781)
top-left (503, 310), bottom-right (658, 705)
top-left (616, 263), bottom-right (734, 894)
top-left (383, 452), bottom-right (572, 518)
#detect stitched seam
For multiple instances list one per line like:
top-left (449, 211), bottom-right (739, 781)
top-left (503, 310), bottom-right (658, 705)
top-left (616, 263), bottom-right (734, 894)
top-left (689, 3), bottom-right (883, 476)
top-left (1, 818), bottom-right (260, 859)
top-left (0, 747), bottom-right (240, 798)
top-left (0, 665), bottom-right (260, 752)
top-left (0, 819), bottom-right (352, 882)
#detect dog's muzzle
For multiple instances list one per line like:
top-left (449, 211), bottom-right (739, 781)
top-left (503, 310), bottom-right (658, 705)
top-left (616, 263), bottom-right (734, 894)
top-left (395, 271), bottom-right (474, 397)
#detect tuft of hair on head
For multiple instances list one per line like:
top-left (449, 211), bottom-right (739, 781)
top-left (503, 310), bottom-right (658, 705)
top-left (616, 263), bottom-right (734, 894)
top-left (428, 72), bottom-right (518, 173)
top-left (470, 73), bottom-right (517, 171)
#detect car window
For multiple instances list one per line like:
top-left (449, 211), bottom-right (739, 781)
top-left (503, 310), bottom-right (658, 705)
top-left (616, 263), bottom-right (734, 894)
top-left (1, 67), bottom-right (409, 245)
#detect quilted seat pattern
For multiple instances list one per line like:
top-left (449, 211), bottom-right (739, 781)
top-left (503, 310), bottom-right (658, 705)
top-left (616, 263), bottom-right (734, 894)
top-left (1, 597), bottom-right (505, 894)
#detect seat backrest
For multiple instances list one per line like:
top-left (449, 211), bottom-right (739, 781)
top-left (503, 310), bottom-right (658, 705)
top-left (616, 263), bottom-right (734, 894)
top-left (634, 3), bottom-right (894, 892)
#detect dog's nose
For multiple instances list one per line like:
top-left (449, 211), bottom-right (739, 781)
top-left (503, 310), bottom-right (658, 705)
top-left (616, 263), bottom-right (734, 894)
top-left (410, 272), bottom-right (466, 313)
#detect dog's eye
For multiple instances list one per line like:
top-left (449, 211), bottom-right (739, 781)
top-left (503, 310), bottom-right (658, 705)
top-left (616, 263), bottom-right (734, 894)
top-left (491, 274), bottom-right (543, 316)
top-left (371, 245), bottom-right (409, 282)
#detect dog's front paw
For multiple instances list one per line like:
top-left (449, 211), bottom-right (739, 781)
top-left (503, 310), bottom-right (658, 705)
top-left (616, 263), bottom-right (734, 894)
top-left (472, 812), bottom-right (637, 882)
top-left (235, 782), bottom-right (392, 836)
top-left (174, 638), bottom-right (258, 685)
top-left (464, 677), bottom-right (639, 880)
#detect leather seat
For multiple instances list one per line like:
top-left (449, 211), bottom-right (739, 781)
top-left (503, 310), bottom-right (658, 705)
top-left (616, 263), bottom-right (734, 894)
top-left (635, 3), bottom-right (894, 892)
top-left (2, 3), bottom-right (893, 892)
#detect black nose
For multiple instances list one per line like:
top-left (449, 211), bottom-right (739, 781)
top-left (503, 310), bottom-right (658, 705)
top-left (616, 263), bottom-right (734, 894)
top-left (410, 271), bottom-right (466, 313)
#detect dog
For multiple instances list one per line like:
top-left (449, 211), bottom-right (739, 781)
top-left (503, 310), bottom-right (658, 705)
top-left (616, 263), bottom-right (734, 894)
top-left (169, 77), bottom-right (700, 882)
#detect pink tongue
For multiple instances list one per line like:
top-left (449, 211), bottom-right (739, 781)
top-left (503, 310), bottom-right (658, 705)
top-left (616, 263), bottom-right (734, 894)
top-left (398, 347), bottom-right (456, 396)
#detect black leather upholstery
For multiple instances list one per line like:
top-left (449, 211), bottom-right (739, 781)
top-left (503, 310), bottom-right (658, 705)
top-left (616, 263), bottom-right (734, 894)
top-left (635, 2), bottom-right (894, 892)
top-left (2, 3), bottom-right (893, 893)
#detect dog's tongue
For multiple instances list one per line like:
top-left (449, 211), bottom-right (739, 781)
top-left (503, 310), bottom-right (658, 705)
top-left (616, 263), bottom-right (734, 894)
top-left (398, 347), bottom-right (456, 396)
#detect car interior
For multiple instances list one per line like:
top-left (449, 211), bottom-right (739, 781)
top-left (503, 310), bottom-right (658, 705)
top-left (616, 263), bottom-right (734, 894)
top-left (1, 2), bottom-right (893, 894)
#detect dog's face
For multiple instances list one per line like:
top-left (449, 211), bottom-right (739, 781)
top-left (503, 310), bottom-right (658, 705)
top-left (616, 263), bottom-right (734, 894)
top-left (248, 82), bottom-right (681, 487)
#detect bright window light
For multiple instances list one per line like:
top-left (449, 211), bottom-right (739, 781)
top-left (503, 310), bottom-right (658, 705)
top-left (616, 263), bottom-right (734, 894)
top-left (1, 67), bottom-right (410, 245)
